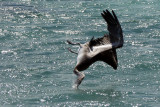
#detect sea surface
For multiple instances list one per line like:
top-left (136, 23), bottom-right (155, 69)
top-left (0, 0), bottom-right (160, 106)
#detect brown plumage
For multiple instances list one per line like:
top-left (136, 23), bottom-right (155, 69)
top-left (67, 9), bottom-right (123, 88)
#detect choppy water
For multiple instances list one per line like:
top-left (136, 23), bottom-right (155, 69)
top-left (0, 0), bottom-right (160, 106)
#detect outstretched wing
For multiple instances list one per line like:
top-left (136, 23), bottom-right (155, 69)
top-left (101, 10), bottom-right (123, 47)
top-left (89, 10), bottom-right (123, 56)
top-left (99, 49), bottom-right (118, 70)
top-left (89, 35), bottom-right (118, 70)
top-left (88, 10), bottom-right (123, 69)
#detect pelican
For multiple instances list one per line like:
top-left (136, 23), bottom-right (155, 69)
top-left (67, 9), bottom-right (123, 88)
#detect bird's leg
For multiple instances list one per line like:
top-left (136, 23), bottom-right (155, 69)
top-left (67, 48), bottom-right (78, 54)
top-left (67, 40), bottom-right (81, 46)
top-left (73, 68), bottom-right (85, 89)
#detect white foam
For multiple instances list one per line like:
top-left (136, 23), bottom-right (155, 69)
top-left (1, 50), bottom-right (17, 55)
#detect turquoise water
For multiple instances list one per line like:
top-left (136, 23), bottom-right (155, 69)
top-left (0, 0), bottom-right (160, 106)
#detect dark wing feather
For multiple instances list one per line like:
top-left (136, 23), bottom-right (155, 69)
top-left (89, 34), bottom-right (110, 48)
top-left (89, 35), bottom-right (118, 69)
top-left (98, 49), bottom-right (118, 70)
top-left (101, 10), bottom-right (123, 47)
top-left (88, 10), bottom-right (123, 69)
top-left (89, 10), bottom-right (123, 48)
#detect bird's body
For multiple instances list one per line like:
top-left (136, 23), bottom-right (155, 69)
top-left (67, 9), bottom-right (124, 88)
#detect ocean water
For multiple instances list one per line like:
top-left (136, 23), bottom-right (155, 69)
top-left (0, 0), bottom-right (160, 106)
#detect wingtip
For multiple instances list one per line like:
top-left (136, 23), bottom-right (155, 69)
top-left (113, 67), bottom-right (117, 70)
top-left (101, 12), bottom-right (105, 18)
top-left (113, 64), bottom-right (118, 70)
top-left (112, 10), bottom-right (115, 15)
top-left (91, 36), bottom-right (94, 41)
top-left (106, 9), bottom-right (109, 13)
top-left (102, 10), bottom-right (107, 15)
top-left (101, 12), bottom-right (104, 15)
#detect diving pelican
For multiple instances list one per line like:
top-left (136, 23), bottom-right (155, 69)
top-left (67, 9), bottom-right (123, 88)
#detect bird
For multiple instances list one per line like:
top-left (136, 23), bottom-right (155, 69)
top-left (67, 9), bottom-right (124, 88)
